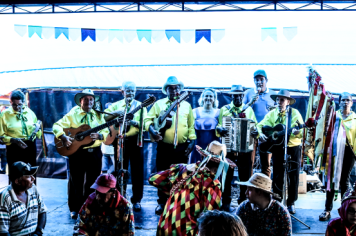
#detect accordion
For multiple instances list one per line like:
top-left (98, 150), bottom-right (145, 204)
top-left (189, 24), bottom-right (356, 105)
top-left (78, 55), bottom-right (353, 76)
top-left (221, 117), bottom-right (256, 153)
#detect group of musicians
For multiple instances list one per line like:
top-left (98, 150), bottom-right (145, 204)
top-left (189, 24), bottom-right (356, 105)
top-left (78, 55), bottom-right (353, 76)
top-left (1, 69), bottom-right (354, 223)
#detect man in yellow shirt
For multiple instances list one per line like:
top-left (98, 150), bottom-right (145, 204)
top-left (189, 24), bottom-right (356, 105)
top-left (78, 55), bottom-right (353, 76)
top-left (216, 85), bottom-right (258, 212)
top-left (0, 90), bottom-right (41, 181)
top-left (104, 81), bottom-right (147, 212)
top-left (144, 76), bottom-right (196, 215)
top-left (257, 90), bottom-right (303, 215)
top-left (53, 89), bottom-right (109, 219)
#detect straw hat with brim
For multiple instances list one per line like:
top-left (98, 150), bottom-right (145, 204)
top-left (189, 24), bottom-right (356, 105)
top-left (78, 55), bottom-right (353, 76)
top-left (225, 85), bottom-right (245, 95)
top-left (270, 89), bottom-right (296, 105)
top-left (74, 89), bottom-right (100, 106)
top-left (162, 76), bottom-right (184, 95)
top-left (10, 162), bottom-right (38, 179)
top-left (196, 141), bottom-right (236, 169)
top-left (237, 173), bottom-right (274, 195)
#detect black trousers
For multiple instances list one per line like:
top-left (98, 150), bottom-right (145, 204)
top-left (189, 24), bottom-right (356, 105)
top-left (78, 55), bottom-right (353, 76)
top-left (0, 149), bottom-right (7, 171)
top-left (325, 145), bottom-right (355, 211)
top-left (122, 135), bottom-right (144, 204)
top-left (271, 145), bottom-right (301, 206)
top-left (156, 141), bottom-right (189, 205)
top-left (223, 151), bottom-right (254, 205)
top-left (6, 140), bottom-right (37, 182)
top-left (67, 146), bottom-right (102, 213)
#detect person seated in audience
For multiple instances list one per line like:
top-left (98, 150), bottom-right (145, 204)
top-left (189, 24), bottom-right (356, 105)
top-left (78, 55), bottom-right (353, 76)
top-left (326, 184), bottom-right (356, 236)
top-left (0, 162), bottom-right (47, 236)
top-left (74, 174), bottom-right (135, 236)
top-left (198, 210), bottom-right (248, 236)
top-left (236, 173), bottom-right (292, 236)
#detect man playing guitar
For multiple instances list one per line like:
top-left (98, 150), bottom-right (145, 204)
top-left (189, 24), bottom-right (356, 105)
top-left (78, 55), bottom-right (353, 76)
top-left (53, 89), bottom-right (109, 220)
top-left (257, 89), bottom-right (303, 215)
top-left (144, 76), bottom-right (196, 215)
top-left (216, 85), bottom-right (258, 212)
top-left (104, 81), bottom-right (147, 212)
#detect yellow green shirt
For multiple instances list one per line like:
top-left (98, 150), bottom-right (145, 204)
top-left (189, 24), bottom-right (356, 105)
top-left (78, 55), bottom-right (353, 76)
top-left (257, 108), bottom-right (303, 147)
top-left (338, 110), bottom-right (356, 154)
top-left (216, 103), bottom-right (258, 138)
top-left (144, 97), bottom-right (196, 144)
top-left (104, 99), bottom-right (147, 137)
top-left (0, 107), bottom-right (41, 144)
top-left (52, 106), bottom-right (109, 149)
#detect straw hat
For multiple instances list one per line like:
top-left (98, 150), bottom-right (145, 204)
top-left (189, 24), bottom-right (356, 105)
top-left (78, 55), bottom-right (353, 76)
top-left (74, 89), bottom-right (100, 106)
top-left (225, 85), bottom-right (245, 95)
top-left (196, 141), bottom-right (236, 169)
top-left (270, 89), bottom-right (296, 105)
top-left (237, 173), bottom-right (273, 195)
top-left (162, 76), bottom-right (184, 95)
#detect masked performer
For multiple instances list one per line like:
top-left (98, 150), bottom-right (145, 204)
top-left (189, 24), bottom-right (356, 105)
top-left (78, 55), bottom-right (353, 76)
top-left (144, 76), bottom-right (196, 215)
top-left (216, 85), bottom-right (257, 212)
top-left (320, 92), bottom-right (356, 221)
top-left (243, 70), bottom-right (277, 178)
top-left (104, 81), bottom-right (147, 212)
top-left (190, 88), bottom-right (220, 164)
top-left (53, 89), bottom-right (109, 219)
top-left (0, 90), bottom-right (41, 180)
top-left (257, 90), bottom-right (303, 215)
top-left (149, 141), bottom-right (235, 236)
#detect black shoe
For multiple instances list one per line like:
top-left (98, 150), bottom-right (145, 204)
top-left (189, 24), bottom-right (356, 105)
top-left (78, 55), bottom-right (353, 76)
top-left (319, 211), bottom-right (331, 221)
top-left (155, 204), bottom-right (165, 216)
top-left (70, 211), bottom-right (78, 219)
top-left (221, 203), bottom-right (235, 213)
top-left (0, 170), bottom-right (5, 174)
top-left (287, 205), bottom-right (296, 214)
top-left (133, 202), bottom-right (141, 212)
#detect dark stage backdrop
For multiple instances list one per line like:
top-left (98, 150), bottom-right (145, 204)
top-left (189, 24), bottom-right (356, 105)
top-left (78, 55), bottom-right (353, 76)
top-left (29, 89), bottom-right (310, 182)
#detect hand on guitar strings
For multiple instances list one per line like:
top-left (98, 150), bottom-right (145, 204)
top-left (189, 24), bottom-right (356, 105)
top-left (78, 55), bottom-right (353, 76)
top-left (292, 128), bottom-right (300, 135)
top-left (10, 138), bottom-right (28, 149)
top-left (60, 135), bottom-right (74, 148)
top-left (258, 133), bottom-right (268, 143)
top-left (216, 127), bottom-right (229, 137)
top-left (149, 125), bottom-right (162, 142)
top-left (90, 133), bottom-right (103, 141)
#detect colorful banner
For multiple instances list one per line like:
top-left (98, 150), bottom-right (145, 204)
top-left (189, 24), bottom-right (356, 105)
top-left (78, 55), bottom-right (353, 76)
top-left (15, 24), bottom-right (225, 44)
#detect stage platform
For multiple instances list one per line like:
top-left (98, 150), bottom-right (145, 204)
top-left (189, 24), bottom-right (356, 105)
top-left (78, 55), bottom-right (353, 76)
top-left (0, 175), bottom-right (341, 236)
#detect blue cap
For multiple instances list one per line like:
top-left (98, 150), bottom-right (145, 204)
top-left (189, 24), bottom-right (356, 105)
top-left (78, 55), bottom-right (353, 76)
top-left (254, 70), bottom-right (267, 79)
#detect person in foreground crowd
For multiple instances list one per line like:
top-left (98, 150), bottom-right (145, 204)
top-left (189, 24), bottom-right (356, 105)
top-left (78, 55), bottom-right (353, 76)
top-left (144, 76), bottom-right (196, 215)
top-left (243, 69), bottom-right (277, 178)
top-left (104, 81), bottom-right (147, 212)
top-left (326, 183), bottom-right (356, 236)
top-left (0, 91), bottom-right (41, 180)
top-left (320, 92), bottom-right (356, 221)
top-left (236, 173), bottom-right (292, 236)
top-left (0, 162), bottom-right (47, 236)
top-left (149, 141), bottom-right (234, 236)
top-left (257, 89), bottom-right (303, 214)
top-left (198, 210), bottom-right (248, 236)
top-left (216, 85), bottom-right (258, 212)
top-left (53, 89), bottom-right (109, 219)
top-left (189, 87), bottom-right (220, 164)
top-left (75, 174), bottom-right (135, 236)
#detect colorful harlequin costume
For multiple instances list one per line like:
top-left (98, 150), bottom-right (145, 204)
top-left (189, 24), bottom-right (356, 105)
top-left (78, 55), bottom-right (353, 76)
top-left (149, 142), bottom-right (235, 236)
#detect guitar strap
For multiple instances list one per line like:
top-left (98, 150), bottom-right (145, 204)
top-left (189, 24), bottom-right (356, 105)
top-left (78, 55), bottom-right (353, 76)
top-left (287, 108), bottom-right (292, 144)
top-left (226, 105), bottom-right (238, 118)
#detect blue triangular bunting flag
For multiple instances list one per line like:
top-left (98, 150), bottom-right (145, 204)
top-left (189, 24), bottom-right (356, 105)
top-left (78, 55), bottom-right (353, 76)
top-left (14, 24), bottom-right (27, 37)
top-left (137, 30), bottom-right (152, 43)
top-left (261, 27), bottom-right (277, 42)
top-left (165, 30), bottom-right (180, 43)
top-left (28, 25), bottom-right (42, 38)
top-left (81, 28), bottom-right (96, 42)
top-left (55, 27), bottom-right (69, 40)
top-left (283, 27), bottom-right (297, 41)
top-left (195, 29), bottom-right (211, 43)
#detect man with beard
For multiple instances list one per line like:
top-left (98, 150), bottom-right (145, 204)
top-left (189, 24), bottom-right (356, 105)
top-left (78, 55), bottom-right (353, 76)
top-left (257, 90), bottom-right (303, 214)
top-left (243, 70), bottom-right (277, 178)
top-left (0, 162), bottom-right (47, 236)
top-left (144, 76), bottom-right (196, 215)
top-left (104, 81), bottom-right (147, 212)
top-left (75, 174), bottom-right (135, 236)
top-left (53, 89), bottom-right (109, 219)
top-left (216, 85), bottom-right (257, 212)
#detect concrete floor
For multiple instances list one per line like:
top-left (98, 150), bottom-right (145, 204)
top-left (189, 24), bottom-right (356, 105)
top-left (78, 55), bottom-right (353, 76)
top-left (0, 175), bottom-right (341, 236)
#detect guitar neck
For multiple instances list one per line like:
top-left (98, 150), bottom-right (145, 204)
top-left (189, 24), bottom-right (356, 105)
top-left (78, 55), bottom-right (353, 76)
top-left (161, 93), bottom-right (189, 121)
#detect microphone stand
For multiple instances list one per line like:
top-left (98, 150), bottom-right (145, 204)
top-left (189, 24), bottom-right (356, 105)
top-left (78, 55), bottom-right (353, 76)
top-left (282, 105), bottom-right (310, 229)
top-left (117, 103), bottom-right (128, 198)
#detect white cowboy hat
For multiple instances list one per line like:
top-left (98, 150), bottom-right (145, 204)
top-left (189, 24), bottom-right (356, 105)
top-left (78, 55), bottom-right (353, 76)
top-left (237, 173), bottom-right (274, 195)
top-left (225, 85), bottom-right (245, 95)
top-left (162, 76), bottom-right (184, 95)
top-left (74, 89), bottom-right (100, 106)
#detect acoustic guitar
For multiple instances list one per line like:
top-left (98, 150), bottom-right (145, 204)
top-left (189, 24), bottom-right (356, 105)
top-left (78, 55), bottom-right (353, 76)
top-left (259, 120), bottom-right (307, 153)
top-left (55, 95), bottom-right (156, 156)
top-left (150, 91), bottom-right (191, 142)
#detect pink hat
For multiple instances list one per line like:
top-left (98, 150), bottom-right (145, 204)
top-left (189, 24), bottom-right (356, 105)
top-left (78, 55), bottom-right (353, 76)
top-left (91, 174), bottom-right (116, 193)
